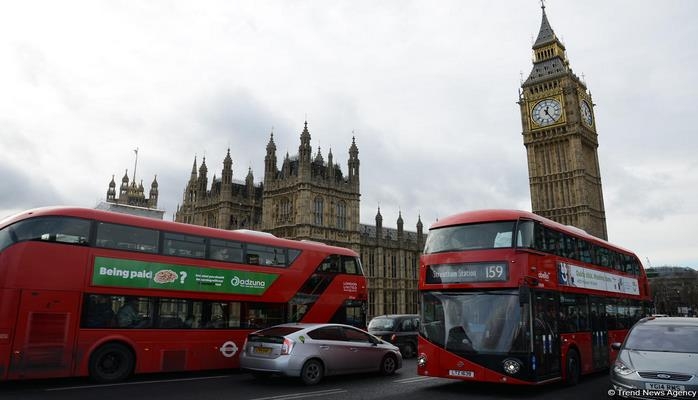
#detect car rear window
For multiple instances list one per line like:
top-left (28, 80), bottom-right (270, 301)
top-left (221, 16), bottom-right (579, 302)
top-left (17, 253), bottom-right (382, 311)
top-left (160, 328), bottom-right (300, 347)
top-left (368, 318), bottom-right (395, 330)
top-left (248, 326), bottom-right (302, 343)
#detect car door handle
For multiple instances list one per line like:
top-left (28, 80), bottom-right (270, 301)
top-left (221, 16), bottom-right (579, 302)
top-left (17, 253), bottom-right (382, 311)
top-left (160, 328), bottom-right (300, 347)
top-left (349, 348), bottom-right (359, 352)
top-left (320, 345), bottom-right (330, 350)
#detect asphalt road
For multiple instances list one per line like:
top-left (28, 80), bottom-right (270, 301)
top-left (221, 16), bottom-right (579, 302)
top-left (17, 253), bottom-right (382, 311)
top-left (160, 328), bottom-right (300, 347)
top-left (0, 359), bottom-right (612, 400)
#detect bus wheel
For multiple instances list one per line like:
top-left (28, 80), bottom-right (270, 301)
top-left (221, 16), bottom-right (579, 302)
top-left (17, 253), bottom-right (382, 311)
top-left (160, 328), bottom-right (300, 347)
top-left (89, 343), bottom-right (135, 383)
top-left (380, 354), bottom-right (398, 376)
top-left (565, 349), bottom-right (580, 386)
top-left (300, 359), bottom-right (324, 385)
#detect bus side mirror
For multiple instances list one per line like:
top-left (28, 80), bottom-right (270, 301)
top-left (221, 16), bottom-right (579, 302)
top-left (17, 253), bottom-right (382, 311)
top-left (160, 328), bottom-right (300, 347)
top-left (519, 286), bottom-right (530, 305)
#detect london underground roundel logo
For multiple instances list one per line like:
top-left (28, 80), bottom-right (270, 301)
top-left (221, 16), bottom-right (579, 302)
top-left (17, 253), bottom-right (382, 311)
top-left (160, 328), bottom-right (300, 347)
top-left (220, 341), bottom-right (238, 358)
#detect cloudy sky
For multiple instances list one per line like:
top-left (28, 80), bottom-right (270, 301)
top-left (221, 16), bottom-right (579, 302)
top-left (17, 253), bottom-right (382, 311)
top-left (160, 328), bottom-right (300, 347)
top-left (1, 1), bottom-right (696, 268)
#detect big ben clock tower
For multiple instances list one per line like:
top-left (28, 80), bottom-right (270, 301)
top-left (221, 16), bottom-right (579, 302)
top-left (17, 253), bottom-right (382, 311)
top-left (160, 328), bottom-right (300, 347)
top-left (519, 4), bottom-right (608, 240)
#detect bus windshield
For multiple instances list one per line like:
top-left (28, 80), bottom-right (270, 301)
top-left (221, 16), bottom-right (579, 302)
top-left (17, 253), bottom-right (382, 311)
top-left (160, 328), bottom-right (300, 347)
top-left (423, 221), bottom-right (517, 253)
top-left (421, 290), bottom-right (530, 354)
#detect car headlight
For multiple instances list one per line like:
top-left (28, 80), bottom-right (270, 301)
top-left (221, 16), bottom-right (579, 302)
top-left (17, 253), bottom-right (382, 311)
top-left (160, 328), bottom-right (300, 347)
top-left (417, 353), bottom-right (427, 367)
top-left (612, 359), bottom-right (635, 376)
top-left (502, 358), bottom-right (521, 375)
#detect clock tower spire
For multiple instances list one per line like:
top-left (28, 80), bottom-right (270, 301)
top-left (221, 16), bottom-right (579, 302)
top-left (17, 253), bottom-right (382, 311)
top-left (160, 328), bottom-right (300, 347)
top-left (518, 4), bottom-right (608, 240)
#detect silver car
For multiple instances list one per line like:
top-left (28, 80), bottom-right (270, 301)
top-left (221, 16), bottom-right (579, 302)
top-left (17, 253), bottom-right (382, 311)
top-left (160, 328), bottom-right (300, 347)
top-left (240, 323), bottom-right (402, 385)
top-left (610, 317), bottom-right (698, 399)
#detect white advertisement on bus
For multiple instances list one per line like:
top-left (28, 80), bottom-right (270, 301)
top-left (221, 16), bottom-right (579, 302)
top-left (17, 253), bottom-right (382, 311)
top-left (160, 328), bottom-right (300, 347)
top-left (558, 262), bottom-right (639, 295)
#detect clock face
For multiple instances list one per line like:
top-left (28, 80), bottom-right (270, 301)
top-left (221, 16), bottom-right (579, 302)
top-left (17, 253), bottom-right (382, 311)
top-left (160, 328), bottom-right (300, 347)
top-left (531, 98), bottom-right (562, 126)
top-left (580, 100), bottom-right (593, 126)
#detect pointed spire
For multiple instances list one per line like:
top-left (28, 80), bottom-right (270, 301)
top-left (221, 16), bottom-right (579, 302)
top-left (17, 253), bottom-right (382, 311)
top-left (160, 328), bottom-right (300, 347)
top-left (222, 149), bottom-right (233, 185)
top-left (349, 135), bottom-right (359, 157)
top-left (299, 120), bottom-right (312, 168)
top-left (190, 156), bottom-right (198, 180)
top-left (266, 130), bottom-right (276, 153)
top-left (397, 211), bottom-right (404, 237)
top-left (199, 156), bottom-right (208, 175)
top-left (314, 145), bottom-right (324, 163)
top-left (301, 120), bottom-right (311, 141)
top-left (107, 174), bottom-right (117, 202)
top-left (534, 2), bottom-right (557, 47)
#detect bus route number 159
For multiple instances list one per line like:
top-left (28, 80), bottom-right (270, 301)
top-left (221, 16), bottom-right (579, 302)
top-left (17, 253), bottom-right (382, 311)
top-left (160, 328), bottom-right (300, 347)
top-left (485, 264), bottom-right (506, 280)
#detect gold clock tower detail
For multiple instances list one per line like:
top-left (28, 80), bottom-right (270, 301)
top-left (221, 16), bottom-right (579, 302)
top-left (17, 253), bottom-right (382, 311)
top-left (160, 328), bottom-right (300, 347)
top-left (519, 4), bottom-right (608, 240)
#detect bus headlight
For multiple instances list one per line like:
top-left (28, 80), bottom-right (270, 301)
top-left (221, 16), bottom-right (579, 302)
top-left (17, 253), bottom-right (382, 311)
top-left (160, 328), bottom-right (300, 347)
top-left (502, 358), bottom-right (521, 375)
top-left (417, 353), bottom-right (427, 368)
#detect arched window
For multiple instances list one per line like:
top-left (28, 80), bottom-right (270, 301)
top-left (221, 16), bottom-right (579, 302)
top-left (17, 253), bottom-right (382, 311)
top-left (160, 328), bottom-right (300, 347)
top-left (279, 198), bottom-right (291, 223)
top-left (336, 201), bottom-right (346, 230)
top-left (314, 197), bottom-right (324, 225)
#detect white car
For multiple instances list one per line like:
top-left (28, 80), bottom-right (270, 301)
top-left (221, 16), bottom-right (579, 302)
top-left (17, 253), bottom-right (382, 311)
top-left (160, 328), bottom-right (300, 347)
top-left (240, 323), bottom-right (402, 385)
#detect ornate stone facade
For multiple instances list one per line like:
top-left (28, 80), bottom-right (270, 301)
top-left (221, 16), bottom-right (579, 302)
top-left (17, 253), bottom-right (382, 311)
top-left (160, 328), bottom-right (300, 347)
top-left (519, 5), bottom-right (608, 240)
top-left (174, 121), bottom-right (423, 318)
top-left (106, 170), bottom-right (159, 209)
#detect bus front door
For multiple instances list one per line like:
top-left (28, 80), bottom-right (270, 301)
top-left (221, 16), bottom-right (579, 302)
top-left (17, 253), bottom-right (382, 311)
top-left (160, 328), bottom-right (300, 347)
top-left (532, 291), bottom-right (561, 381)
top-left (9, 290), bottom-right (81, 380)
top-left (590, 297), bottom-right (609, 370)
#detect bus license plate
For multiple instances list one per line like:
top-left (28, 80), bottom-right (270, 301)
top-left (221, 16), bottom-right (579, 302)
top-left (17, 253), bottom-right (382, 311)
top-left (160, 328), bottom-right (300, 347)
top-left (448, 370), bottom-right (474, 378)
top-left (254, 346), bottom-right (272, 355)
top-left (645, 383), bottom-right (685, 391)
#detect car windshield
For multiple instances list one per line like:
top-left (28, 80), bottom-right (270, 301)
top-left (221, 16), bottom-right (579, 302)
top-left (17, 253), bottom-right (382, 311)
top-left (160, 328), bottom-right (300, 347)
top-left (423, 221), bottom-right (517, 254)
top-left (368, 318), bottom-right (396, 330)
top-left (624, 324), bottom-right (698, 353)
top-left (420, 290), bottom-right (530, 354)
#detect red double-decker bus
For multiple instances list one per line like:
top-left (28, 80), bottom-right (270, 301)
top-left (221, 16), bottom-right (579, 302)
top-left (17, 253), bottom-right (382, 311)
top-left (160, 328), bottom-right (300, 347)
top-left (0, 207), bottom-right (366, 383)
top-left (417, 210), bottom-right (651, 385)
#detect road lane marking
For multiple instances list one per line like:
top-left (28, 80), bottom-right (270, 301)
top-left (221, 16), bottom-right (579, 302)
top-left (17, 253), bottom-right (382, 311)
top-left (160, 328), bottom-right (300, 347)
top-left (393, 376), bottom-right (439, 384)
top-left (45, 374), bottom-right (233, 391)
top-left (249, 388), bottom-right (346, 400)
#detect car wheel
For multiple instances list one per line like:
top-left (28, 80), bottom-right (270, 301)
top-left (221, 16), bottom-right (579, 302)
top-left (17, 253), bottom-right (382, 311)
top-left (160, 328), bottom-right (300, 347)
top-left (565, 349), bottom-right (580, 386)
top-left (89, 343), bottom-right (135, 383)
top-left (401, 343), bottom-right (415, 359)
top-left (301, 359), bottom-right (324, 385)
top-left (380, 354), bottom-right (398, 376)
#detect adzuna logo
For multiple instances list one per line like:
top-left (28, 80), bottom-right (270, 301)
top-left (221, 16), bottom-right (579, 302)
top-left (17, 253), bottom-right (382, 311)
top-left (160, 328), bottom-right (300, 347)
top-left (230, 276), bottom-right (266, 288)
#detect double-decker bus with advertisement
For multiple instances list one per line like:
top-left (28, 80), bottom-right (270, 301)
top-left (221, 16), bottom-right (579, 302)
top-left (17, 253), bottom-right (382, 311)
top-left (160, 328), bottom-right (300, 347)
top-left (417, 209), bottom-right (651, 385)
top-left (0, 207), bottom-right (367, 383)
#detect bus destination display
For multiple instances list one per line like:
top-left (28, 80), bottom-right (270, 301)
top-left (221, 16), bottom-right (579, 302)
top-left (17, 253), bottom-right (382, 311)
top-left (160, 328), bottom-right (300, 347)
top-left (426, 262), bottom-right (509, 284)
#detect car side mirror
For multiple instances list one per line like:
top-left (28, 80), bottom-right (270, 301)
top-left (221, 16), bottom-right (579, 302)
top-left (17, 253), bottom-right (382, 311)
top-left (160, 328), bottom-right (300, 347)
top-left (610, 342), bottom-right (622, 351)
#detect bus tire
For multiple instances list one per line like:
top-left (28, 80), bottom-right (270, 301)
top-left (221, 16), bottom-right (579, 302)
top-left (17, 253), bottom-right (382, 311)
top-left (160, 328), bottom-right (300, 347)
top-left (565, 349), bottom-right (580, 386)
top-left (89, 342), bottom-right (135, 383)
top-left (380, 354), bottom-right (398, 376)
top-left (300, 359), bottom-right (324, 385)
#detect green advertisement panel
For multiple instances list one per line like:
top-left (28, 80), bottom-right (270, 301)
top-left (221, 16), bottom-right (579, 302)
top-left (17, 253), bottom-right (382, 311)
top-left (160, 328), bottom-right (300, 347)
top-left (92, 257), bottom-right (278, 295)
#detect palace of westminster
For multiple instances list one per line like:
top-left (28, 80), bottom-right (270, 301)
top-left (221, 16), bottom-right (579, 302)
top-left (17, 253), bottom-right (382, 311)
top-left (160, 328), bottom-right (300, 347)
top-left (105, 5), bottom-right (609, 319)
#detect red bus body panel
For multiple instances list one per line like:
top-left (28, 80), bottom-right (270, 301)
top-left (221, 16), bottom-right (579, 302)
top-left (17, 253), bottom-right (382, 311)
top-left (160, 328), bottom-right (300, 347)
top-left (0, 207), bottom-right (367, 381)
top-left (417, 209), bottom-right (650, 385)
